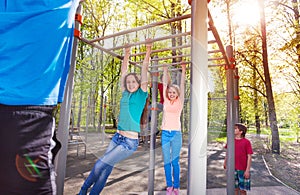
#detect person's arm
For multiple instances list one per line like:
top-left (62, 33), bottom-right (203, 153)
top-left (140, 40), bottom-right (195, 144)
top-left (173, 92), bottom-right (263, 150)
top-left (223, 150), bottom-right (227, 169)
top-left (244, 154), bottom-right (252, 179)
top-left (223, 143), bottom-right (227, 169)
top-left (140, 39), bottom-right (152, 92)
top-left (121, 45), bottom-right (131, 92)
top-left (163, 66), bottom-right (168, 101)
top-left (179, 63), bottom-right (186, 104)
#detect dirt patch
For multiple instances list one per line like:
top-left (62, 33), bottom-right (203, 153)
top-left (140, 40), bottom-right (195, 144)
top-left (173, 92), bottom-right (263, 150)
top-left (250, 135), bottom-right (300, 192)
top-left (263, 142), bottom-right (300, 192)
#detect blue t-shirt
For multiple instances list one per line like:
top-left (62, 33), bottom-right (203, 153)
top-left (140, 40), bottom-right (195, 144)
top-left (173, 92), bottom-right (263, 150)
top-left (0, 0), bottom-right (79, 105)
top-left (117, 88), bottom-right (148, 133)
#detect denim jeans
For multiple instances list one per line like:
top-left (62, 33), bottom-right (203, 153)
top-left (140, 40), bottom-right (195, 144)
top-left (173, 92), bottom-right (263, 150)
top-left (161, 130), bottom-right (182, 189)
top-left (78, 133), bottom-right (138, 195)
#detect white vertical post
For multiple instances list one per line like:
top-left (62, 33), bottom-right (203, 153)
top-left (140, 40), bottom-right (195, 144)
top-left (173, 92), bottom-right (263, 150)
top-left (188, 0), bottom-right (208, 194)
top-left (55, 4), bottom-right (82, 195)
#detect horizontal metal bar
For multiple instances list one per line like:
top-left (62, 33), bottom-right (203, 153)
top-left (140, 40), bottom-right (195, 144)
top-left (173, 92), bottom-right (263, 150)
top-left (80, 37), bottom-right (141, 68)
top-left (107, 32), bottom-right (191, 51)
top-left (149, 61), bottom-right (191, 69)
top-left (208, 64), bottom-right (226, 67)
top-left (82, 37), bottom-right (223, 69)
top-left (133, 54), bottom-right (190, 64)
top-left (208, 57), bottom-right (226, 61)
top-left (131, 44), bottom-right (191, 57)
top-left (89, 14), bottom-right (191, 43)
top-left (152, 54), bottom-right (191, 62)
top-left (208, 49), bottom-right (222, 54)
top-left (150, 66), bottom-right (191, 73)
top-left (208, 97), bottom-right (226, 100)
top-left (208, 40), bottom-right (217, 44)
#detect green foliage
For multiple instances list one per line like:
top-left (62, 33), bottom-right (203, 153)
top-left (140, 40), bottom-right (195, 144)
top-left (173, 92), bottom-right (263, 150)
top-left (207, 66), bottom-right (227, 142)
top-left (247, 126), bottom-right (299, 143)
top-left (71, 0), bottom-right (193, 130)
top-left (70, 0), bottom-right (300, 148)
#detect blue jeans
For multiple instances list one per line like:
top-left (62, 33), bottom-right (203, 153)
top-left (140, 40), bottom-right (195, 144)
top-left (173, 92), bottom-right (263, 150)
top-left (161, 130), bottom-right (182, 189)
top-left (78, 133), bottom-right (138, 195)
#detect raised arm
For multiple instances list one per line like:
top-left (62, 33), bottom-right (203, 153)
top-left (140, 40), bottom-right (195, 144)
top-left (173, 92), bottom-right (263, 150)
top-left (121, 45), bottom-right (131, 92)
top-left (140, 39), bottom-right (152, 92)
top-left (179, 63), bottom-right (186, 103)
top-left (163, 66), bottom-right (168, 101)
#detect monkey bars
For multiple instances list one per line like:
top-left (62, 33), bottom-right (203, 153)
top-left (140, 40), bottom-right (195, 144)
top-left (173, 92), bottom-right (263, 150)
top-left (56, 1), bottom-right (238, 194)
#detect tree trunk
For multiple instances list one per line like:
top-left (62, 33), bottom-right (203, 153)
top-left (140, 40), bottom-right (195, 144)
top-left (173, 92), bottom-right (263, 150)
top-left (97, 94), bottom-right (104, 133)
top-left (253, 67), bottom-right (261, 134)
top-left (262, 101), bottom-right (268, 127)
top-left (76, 68), bottom-right (84, 130)
top-left (259, 0), bottom-right (280, 154)
top-left (97, 49), bottom-right (104, 133)
top-left (292, 0), bottom-right (300, 63)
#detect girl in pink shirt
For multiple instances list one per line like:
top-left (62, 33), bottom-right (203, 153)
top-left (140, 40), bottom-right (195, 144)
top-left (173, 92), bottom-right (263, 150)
top-left (161, 64), bottom-right (186, 195)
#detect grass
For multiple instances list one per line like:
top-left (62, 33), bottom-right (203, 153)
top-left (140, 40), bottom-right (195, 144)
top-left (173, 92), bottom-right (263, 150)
top-left (208, 126), bottom-right (299, 144)
top-left (73, 125), bottom-right (117, 134)
top-left (247, 126), bottom-right (299, 143)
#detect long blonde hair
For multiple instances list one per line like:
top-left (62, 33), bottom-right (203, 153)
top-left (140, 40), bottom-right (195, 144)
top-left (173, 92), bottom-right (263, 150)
top-left (166, 84), bottom-right (180, 100)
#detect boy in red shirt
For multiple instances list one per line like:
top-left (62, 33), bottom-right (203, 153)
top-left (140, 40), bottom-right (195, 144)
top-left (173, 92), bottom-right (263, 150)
top-left (224, 123), bottom-right (253, 195)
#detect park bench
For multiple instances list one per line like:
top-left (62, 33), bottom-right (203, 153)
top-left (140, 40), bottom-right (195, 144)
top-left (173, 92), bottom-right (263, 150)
top-left (68, 127), bottom-right (86, 158)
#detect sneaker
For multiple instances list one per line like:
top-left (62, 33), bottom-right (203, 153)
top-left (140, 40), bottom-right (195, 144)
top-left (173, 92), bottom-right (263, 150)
top-left (173, 188), bottom-right (179, 195)
top-left (166, 187), bottom-right (173, 195)
top-left (77, 189), bottom-right (87, 195)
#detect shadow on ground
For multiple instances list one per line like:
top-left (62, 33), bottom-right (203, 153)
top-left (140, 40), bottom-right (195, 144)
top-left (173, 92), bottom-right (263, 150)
top-left (63, 133), bottom-right (299, 195)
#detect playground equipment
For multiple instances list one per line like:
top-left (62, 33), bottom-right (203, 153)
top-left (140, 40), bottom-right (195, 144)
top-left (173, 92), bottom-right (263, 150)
top-left (56, 0), bottom-right (239, 194)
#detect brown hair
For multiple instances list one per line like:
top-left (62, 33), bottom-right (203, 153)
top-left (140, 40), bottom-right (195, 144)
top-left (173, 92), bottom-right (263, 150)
top-left (124, 73), bottom-right (140, 91)
top-left (140, 95), bottom-right (150, 128)
top-left (124, 73), bottom-right (148, 131)
top-left (235, 123), bottom-right (247, 137)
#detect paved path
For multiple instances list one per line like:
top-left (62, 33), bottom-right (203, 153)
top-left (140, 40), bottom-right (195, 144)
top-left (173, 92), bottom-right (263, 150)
top-left (131, 186), bottom-right (299, 195)
top-left (64, 133), bottom-right (299, 195)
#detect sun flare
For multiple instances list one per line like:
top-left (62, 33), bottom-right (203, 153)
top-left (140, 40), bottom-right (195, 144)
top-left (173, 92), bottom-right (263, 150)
top-left (232, 1), bottom-right (261, 26)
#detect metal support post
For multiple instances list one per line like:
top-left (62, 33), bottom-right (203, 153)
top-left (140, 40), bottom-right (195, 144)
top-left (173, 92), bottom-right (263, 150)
top-left (226, 45), bottom-right (235, 195)
top-left (148, 56), bottom-right (158, 195)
